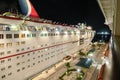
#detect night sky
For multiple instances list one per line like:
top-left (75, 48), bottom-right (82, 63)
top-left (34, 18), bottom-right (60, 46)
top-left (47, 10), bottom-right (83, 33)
top-left (0, 0), bottom-right (110, 32)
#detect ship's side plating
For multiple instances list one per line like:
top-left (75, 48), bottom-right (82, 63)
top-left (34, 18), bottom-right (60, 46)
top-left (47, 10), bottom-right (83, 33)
top-left (0, 17), bottom-right (95, 80)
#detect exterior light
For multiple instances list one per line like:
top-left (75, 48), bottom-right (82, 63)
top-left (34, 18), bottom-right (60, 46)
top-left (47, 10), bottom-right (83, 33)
top-left (71, 31), bottom-right (74, 34)
top-left (101, 32), bottom-right (104, 34)
top-left (11, 25), bottom-right (16, 28)
top-left (56, 31), bottom-right (59, 34)
top-left (82, 35), bottom-right (84, 38)
top-left (41, 31), bottom-right (47, 34)
top-left (77, 68), bottom-right (81, 73)
top-left (77, 31), bottom-right (80, 34)
top-left (64, 31), bottom-right (67, 35)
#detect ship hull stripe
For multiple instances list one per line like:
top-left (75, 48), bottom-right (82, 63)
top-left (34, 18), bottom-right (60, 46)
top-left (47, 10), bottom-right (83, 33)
top-left (0, 40), bottom-right (79, 60)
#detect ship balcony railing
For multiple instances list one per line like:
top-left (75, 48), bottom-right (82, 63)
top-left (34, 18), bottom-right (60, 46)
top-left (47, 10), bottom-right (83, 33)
top-left (110, 35), bottom-right (120, 80)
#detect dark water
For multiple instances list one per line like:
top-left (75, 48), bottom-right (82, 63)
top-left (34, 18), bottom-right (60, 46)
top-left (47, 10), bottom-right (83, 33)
top-left (92, 34), bottom-right (111, 43)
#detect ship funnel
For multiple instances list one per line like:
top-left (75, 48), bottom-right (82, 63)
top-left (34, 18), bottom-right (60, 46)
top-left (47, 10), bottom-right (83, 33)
top-left (18, 0), bottom-right (39, 18)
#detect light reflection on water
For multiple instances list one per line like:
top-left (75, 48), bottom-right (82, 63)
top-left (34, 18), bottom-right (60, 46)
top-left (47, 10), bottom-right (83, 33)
top-left (92, 34), bottom-right (111, 42)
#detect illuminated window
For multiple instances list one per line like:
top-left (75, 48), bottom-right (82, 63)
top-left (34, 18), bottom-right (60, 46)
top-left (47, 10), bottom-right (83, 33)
top-left (6, 34), bottom-right (12, 39)
top-left (14, 34), bottom-right (19, 38)
top-left (20, 34), bottom-right (25, 38)
top-left (0, 43), bottom-right (4, 48)
top-left (0, 34), bottom-right (4, 39)
top-left (6, 43), bottom-right (12, 47)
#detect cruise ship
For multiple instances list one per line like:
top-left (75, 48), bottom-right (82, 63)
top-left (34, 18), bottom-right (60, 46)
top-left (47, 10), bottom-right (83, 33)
top-left (0, 0), bottom-right (95, 80)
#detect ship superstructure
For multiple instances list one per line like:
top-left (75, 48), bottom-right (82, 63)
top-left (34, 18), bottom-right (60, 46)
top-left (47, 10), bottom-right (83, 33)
top-left (0, 14), bottom-right (95, 80)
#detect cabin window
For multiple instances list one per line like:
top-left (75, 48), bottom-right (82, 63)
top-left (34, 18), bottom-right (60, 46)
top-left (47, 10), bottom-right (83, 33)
top-left (27, 47), bottom-right (30, 49)
top-left (8, 72), bottom-right (12, 76)
top-left (16, 42), bottom-right (20, 46)
top-left (6, 43), bottom-right (12, 47)
top-left (38, 61), bottom-right (40, 63)
top-left (0, 52), bottom-right (4, 56)
top-left (27, 59), bottom-right (30, 62)
top-left (45, 33), bottom-right (47, 36)
top-left (7, 51), bottom-right (11, 54)
top-left (6, 34), bottom-right (12, 39)
top-left (0, 43), bottom-right (4, 48)
top-left (32, 34), bottom-right (36, 37)
top-left (20, 34), bottom-right (25, 38)
top-left (1, 60), bottom-right (5, 63)
top-left (27, 34), bottom-right (31, 38)
top-left (27, 53), bottom-right (30, 56)
top-left (1, 67), bottom-right (5, 71)
top-left (17, 63), bottom-right (20, 66)
top-left (16, 49), bottom-right (19, 52)
top-left (28, 65), bottom-right (30, 68)
top-left (22, 67), bottom-right (25, 70)
top-left (14, 34), bottom-right (19, 38)
top-left (16, 56), bottom-right (19, 59)
top-left (0, 34), bottom-right (4, 39)
top-left (17, 69), bottom-right (20, 72)
top-left (8, 58), bottom-right (11, 61)
top-left (41, 33), bottom-right (44, 36)
top-left (21, 55), bottom-right (24, 57)
top-left (38, 56), bottom-right (40, 58)
top-left (8, 65), bottom-right (12, 69)
top-left (21, 41), bottom-right (25, 45)
top-left (1, 75), bottom-right (6, 78)
top-left (33, 63), bottom-right (35, 65)
top-left (48, 33), bottom-right (51, 36)
top-left (21, 48), bottom-right (24, 51)
top-left (41, 55), bottom-right (43, 57)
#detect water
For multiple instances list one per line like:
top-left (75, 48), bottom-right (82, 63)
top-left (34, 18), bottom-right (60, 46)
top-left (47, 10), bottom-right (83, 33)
top-left (92, 34), bottom-right (111, 43)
